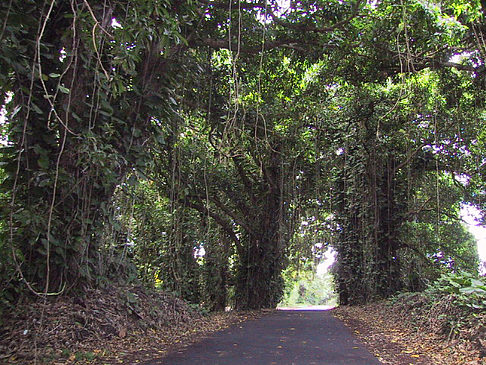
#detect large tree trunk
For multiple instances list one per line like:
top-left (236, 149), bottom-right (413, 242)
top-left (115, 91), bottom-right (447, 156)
top-left (334, 140), bottom-right (405, 305)
top-left (3, 1), bottom-right (177, 294)
top-left (202, 228), bottom-right (231, 311)
top-left (234, 231), bottom-right (284, 309)
top-left (234, 166), bottom-right (285, 309)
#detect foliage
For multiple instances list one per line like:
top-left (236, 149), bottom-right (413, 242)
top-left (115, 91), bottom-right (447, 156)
top-left (427, 271), bottom-right (486, 310)
top-left (385, 271), bottom-right (486, 352)
top-left (0, 0), bottom-right (195, 297)
top-left (0, 0), bottom-right (485, 314)
top-left (280, 271), bottom-right (337, 307)
top-left (113, 178), bottom-right (202, 303)
top-left (327, 51), bottom-right (484, 303)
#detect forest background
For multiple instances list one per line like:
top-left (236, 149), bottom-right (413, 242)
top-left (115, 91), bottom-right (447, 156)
top-left (1, 0), bottom-right (486, 316)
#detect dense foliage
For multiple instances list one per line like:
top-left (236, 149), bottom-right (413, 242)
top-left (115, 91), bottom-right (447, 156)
top-left (1, 0), bottom-right (485, 311)
top-left (389, 272), bottom-right (486, 345)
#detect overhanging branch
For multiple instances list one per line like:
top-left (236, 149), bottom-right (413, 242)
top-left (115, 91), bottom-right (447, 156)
top-left (272, 0), bottom-right (364, 34)
top-left (184, 199), bottom-right (243, 253)
top-left (196, 37), bottom-right (333, 54)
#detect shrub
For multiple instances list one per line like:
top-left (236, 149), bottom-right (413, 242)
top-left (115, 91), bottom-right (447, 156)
top-left (427, 272), bottom-right (486, 311)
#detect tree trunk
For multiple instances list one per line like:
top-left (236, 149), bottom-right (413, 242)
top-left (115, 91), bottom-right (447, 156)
top-left (234, 233), bottom-right (284, 309)
top-left (234, 181), bottom-right (285, 309)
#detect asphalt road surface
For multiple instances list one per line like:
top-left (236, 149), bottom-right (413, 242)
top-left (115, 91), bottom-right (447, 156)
top-left (144, 310), bottom-right (382, 365)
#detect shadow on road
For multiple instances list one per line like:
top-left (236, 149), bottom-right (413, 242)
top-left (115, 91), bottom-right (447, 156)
top-left (144, 309), bottom-right (381, 365)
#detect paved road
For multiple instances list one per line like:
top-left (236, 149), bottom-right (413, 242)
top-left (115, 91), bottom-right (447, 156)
top-left (144, 310), bottom-right (382, 365)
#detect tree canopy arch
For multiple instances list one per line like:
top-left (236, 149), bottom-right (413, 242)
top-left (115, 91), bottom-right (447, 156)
top-left (1, 0), bottom-right (485, 309)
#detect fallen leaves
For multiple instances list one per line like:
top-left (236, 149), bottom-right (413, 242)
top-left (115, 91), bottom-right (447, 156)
top-left (0, 285), bottom-right (267, 364)
top-left (118, 327), bottom-right (127, 339)
top-left (333, 300), bottom-right (485, 365)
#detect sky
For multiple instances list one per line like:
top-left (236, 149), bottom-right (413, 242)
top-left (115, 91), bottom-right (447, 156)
top-left (461, 205), bottom-right (486, 271)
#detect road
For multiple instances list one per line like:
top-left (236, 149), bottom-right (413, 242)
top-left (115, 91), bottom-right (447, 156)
top-left (143, 310), bottom-right (382, 365)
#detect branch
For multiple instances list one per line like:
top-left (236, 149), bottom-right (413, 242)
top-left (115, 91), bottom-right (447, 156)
top-left (232, 154), bottom-right (257, 205)
top-left (197, 0), bottom-right (267, 10)
top-left (380, 52), bottom-right (483, 76)
top-left (393, 143), bottom-right (429, 174)
top-left (404, 197), bottom-right (433, 220)
top-left (211, 194), bottom-right (252, 233)
top-left (393, 119), bottom-right (459, 175)
top-left (262, 162), bottom-right (278, 192)
top-left (398, 240), bottom-right (436, 266)
top-left (272, 0), bottom-right (364, 34)
top-left (184, 199), bottom-right (243, 252)
top-left (196, 37), bottom-right (332, 54)
top-left (439, 61), bottom-right (478, 73)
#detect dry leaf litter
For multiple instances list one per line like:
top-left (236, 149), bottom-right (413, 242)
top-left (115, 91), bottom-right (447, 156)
top-left (333, 293), bottom-right (485, 365)
top-left (0, 285), bottom-right (263, 364)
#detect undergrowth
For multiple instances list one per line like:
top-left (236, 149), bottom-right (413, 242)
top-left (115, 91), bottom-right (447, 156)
top-left (389, 272), bottom-right (486, 349)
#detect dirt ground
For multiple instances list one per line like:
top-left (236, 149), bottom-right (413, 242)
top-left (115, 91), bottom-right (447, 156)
top-left (333, 303), bottom-right (485, 365)
top-left (0, 286), bottom-right (264, 364)
top-left (1, 287), bottom-right (484, 364)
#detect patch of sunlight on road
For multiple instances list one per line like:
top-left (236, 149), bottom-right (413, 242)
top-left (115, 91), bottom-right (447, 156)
top-left (277, 305), bottom-right (336, 311)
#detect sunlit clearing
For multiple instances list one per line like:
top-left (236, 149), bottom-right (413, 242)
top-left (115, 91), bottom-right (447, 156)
top-left (461, 204), bottom-right (486, 274)
top-left (277, 0), bottom-right (290, 14)
top-left (194, 245), bottom-right (206, 258)
top-left (278, 247), bottom-right (338, 311)
top-left (258, 0), bottom-right (290, 23)
top-left (450, 52), bottom-right (471, 64)
top-left (0, 93), bottom-right (13, 146)
top-left (316, 248), bottom-right (337, 276)
top-left (58, 48), bottom-right (67, 62)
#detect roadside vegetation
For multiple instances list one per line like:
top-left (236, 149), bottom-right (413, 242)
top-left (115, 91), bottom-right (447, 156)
top-left (335, 272), bottom-right (486, 364)
top-left (1, 0), bottom-right (486, 363)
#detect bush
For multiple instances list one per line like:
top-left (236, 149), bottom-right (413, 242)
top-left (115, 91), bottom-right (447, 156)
top-left (427, 272), bottom-right (486, 311)
top-left (388, 271), bottom-right (486, 345)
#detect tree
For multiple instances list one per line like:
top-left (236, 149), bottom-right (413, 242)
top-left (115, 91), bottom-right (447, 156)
top-left (0, 0), bottom-right (194, 294)
top-left (1, 0), bottom-right (484, 311)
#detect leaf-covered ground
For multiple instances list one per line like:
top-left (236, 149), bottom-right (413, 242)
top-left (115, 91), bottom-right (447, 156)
top-left (3, 285), bottom-right (485, 364)
top-left (0, 286), bottom-right (263, 364)
top-left (333, 296), bottom-right (485, 365)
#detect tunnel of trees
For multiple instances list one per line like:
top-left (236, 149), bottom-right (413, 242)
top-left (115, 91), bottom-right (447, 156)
top-left (1, 0), bottom-right (485, 310)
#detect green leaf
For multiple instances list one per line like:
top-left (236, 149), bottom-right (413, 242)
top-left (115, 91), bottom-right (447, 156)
top-left (460, 286), bottom-right (486, 295)
top-left (30, 103), bottom-right (43, 114)
top-left (58, 85), bottom-right (70, 94)
top-left (11, 105), bottom-right (21, 118)
top-left (471, 279), bottom-right (485, 288)
top-left (38, 178), bottom-right (51, 187)
top-left (37, 155), bottom-right (49, 169)
top-left (156, 134), bottom-right (165, 144)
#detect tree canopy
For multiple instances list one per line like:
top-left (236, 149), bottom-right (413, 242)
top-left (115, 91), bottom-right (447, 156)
top-left (1, 0), bottom-right (485, 310)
